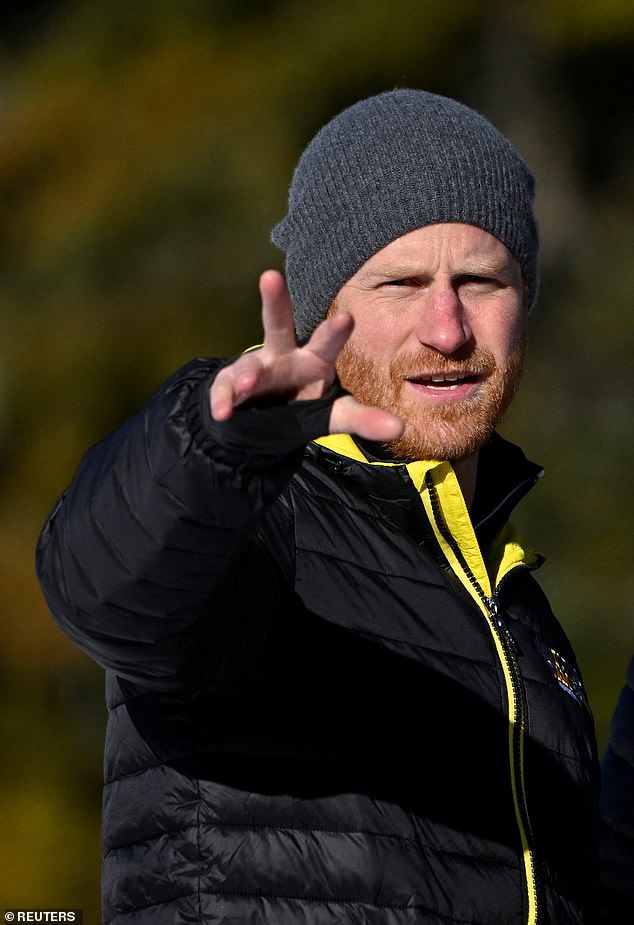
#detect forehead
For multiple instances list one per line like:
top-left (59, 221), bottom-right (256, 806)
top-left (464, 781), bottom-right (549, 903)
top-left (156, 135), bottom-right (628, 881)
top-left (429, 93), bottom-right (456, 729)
top-left (356, 223), bottom-right (518, 275)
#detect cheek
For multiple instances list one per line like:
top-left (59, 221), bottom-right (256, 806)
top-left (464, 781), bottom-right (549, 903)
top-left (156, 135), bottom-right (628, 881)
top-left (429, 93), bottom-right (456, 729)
top-left (507, 315), bottom-right (528, 356)
top-left (481, 309), bottom-right (527, 360)
top-left (346, 309), bottom-right (405, 357)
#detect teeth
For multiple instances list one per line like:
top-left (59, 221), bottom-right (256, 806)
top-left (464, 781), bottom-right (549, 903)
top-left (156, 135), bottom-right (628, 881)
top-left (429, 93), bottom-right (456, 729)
top-left (430, 375), bottom-right (461, 383)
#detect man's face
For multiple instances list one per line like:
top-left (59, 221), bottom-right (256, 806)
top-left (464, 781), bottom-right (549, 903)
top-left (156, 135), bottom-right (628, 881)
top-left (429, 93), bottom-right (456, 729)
top-left (333, 223), bottom-right (528, 462)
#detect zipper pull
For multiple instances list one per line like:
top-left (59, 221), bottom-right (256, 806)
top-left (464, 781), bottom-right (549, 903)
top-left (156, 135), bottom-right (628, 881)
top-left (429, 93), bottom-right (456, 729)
top-left (486, 594), bottom-right (518, 653)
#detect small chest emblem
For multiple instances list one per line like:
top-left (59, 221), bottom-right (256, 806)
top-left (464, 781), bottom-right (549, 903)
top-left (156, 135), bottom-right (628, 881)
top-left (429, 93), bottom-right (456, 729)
top-left (540, 644), bottom-right (588, 709)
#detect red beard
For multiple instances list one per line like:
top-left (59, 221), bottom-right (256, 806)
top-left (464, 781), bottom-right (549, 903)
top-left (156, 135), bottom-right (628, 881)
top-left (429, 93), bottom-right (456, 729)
top-left (336, 341), bottom-right (526, 462)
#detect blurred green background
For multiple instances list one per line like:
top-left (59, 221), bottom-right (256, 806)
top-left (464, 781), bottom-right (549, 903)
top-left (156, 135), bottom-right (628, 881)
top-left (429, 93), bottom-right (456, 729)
top-left (1, 0), bottom-right (633, 919)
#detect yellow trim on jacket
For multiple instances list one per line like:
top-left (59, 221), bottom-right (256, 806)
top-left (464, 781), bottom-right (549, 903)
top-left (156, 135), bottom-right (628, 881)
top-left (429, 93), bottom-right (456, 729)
top-left (315, 432), bottom-right (541, 925)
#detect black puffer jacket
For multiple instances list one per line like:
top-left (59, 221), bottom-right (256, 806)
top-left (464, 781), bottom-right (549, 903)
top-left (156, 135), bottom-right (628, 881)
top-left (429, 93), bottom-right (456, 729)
top-left (37, 359), bottom-right (600, 925)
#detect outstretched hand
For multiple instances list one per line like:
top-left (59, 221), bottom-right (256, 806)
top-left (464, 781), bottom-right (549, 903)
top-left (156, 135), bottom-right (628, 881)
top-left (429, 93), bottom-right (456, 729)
top-left (209, 270), bottom-right (404, 442)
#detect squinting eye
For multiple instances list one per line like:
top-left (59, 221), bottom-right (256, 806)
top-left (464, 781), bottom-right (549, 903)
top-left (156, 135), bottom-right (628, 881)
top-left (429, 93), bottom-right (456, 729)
top-left (463, 275), bottom-right (500, 287)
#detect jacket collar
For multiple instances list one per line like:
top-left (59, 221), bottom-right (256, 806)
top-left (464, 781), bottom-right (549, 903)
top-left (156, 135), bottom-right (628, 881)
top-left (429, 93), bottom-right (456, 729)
top-left (311, 432), bottom-right (543, 547)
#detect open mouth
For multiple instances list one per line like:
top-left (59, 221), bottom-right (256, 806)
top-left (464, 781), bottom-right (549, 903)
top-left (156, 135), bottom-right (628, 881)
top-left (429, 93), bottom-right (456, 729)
top-left (406, 372), bottom-right (481, 391)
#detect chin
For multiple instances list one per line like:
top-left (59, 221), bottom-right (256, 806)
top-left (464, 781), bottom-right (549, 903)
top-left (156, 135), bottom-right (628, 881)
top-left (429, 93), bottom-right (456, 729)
top-left (383, 393), bottom-right (512, 462)
top-left (384, 422), bottom-right (494, 463)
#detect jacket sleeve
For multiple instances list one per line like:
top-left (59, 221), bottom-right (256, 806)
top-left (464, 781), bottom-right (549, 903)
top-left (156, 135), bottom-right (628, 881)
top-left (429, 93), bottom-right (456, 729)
top-left (36, 357), bottom-right (341, 691)
top-left (599, 656), bottom-right (634, 921)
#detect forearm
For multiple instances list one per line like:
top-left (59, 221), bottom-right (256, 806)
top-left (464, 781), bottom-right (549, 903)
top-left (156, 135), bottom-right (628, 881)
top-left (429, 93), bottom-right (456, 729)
top-left (36, 357), bottom-right (339, 685)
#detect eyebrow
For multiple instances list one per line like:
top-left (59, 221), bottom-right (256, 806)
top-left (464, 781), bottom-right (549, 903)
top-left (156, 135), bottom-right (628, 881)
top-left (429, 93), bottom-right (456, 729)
top-left (360, 264), bottom-right (420, 280)
top-left (459, 256), bottom-right (511, 275)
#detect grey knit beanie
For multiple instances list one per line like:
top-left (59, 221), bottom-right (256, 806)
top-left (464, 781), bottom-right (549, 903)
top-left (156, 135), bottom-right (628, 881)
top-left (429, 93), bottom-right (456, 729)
top-left (271, 88), bottom-right (539, 340)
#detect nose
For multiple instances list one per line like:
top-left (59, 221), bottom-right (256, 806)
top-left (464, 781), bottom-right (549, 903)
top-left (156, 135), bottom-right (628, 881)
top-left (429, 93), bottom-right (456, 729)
top-left (415, 286), bottom-right (473, 355)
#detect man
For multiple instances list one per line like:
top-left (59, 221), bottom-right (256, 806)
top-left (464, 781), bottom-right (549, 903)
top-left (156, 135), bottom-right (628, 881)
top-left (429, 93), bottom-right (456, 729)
top-left (600, 655), bottom-right (634, 918)
top-left (37, 90), bottom-right (600, 924)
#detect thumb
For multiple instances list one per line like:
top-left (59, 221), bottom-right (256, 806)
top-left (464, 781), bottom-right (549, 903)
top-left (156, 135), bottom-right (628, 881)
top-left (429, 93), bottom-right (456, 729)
top-left (329, 395), bottom-right (404, 442)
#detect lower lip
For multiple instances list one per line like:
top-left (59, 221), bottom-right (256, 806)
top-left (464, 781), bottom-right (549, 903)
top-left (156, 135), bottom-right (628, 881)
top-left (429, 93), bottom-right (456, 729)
top-left (404, 379), bottom-right (481, 402)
